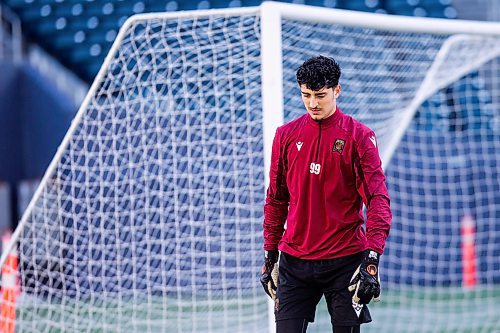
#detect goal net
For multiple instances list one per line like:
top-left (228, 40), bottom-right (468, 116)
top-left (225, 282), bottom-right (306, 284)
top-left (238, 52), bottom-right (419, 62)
top-left (2, 3), bottom-right (499, 332)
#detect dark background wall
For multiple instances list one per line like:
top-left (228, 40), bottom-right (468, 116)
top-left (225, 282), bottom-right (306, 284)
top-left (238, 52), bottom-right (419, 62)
top-left (0, 60), bottom-right (76, 227)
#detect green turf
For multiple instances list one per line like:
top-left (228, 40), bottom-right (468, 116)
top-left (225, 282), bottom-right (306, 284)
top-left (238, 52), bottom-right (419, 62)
top-left (13, 286), bottom-right (500, 332)
top-left (309, 287), bottom-right (500, 333)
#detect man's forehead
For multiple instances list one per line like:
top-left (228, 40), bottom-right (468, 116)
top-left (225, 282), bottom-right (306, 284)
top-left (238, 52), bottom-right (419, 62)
top-left (300, 85), bottom-right (331, 93)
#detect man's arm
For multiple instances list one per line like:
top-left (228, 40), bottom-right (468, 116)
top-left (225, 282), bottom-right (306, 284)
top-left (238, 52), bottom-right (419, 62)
top-left (354, 131), bottom-right (392, 254)
top-left (263, 128), bottom-right (289, 250)
top-left (350, 131), bottom-right (391, 307)
top-left (261, 128), bottom-right (288, 299)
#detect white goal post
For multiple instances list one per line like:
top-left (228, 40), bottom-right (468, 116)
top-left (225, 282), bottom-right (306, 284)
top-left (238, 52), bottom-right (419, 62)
top-left (2, 2), bottom-right (500, 332)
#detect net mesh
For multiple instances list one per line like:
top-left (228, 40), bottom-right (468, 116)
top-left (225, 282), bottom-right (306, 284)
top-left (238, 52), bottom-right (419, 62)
top-left (13, 13), bottom-right (267, 333)
top-left (279, 18), bottom-right (500, 333)
top-left (3, 7), bottom-right (500, 333)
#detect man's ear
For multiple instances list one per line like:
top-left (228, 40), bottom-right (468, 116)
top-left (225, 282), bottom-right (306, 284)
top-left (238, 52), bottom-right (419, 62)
top-left (334, 84), bottom-right (341, 98)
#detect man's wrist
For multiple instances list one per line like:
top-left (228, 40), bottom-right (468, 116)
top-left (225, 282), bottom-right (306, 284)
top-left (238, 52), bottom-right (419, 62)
top-left (366, 250), bottom-right (379, 260)
top-left (363, 249), bottom-right (380, 276)
top-left (265, 249), bottom-right (279, 262)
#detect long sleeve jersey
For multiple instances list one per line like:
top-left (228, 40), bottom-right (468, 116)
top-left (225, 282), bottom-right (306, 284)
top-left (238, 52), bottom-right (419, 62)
top-left (263, 107), bottom-right (391, 259)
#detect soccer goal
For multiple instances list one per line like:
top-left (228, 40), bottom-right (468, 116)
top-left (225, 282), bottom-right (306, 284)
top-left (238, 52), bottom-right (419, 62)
top-left (1, 2), bottom-right (499, 332)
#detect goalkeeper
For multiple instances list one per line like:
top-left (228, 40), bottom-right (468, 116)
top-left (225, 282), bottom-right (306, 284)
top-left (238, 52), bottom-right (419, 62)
top-left (261, 55), bottom-right (392, 333)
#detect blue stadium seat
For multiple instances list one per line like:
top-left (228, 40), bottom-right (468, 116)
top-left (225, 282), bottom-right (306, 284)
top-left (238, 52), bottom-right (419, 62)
top-left (0, 0), bottom-right (457, 82)
top-left (241, 0), bottom-right (261, 6)
top-left (385, 0), bottom-right (451, 17)
top-left (51, 30), bottom-right (85, 49)
top-left (339, 0), bottom-right (381, 12)
top-left (3, 0), bottom-right (31, 9)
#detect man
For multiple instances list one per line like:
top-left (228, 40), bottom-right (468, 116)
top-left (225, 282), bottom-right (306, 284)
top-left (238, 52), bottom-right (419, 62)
top-left (260, 55), bottom-right (392, 333)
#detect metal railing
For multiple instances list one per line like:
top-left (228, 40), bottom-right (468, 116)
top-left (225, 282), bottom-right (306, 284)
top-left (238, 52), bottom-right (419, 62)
top-left (0, 3), bottom-right (22, 63)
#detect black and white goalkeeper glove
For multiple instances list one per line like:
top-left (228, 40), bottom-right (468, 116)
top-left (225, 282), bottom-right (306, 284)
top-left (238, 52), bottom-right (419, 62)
top-left (348, 250), bottom-right (381, 305)
top-left (260, 250), bottom-right (279, 300)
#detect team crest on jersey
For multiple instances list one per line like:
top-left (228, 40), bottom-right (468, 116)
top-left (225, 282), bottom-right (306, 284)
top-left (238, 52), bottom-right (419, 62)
top-left (333, 139), bottom-right (345, 154)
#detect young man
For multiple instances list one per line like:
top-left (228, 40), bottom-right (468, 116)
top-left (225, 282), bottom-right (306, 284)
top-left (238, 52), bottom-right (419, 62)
top-left (260, 56), bottom-right (392, 333)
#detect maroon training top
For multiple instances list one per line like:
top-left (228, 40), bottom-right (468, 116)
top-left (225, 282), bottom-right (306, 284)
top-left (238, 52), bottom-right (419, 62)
top-left (263, 107), bottom-right (392, 259)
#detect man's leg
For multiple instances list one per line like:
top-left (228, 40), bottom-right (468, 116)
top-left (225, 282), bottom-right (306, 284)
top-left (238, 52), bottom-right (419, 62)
top-left (275, 253), bottom-right (322, 329)
top-left (317, 253), bottom-right (372, 328)
top-left (276, 318), bottom-right (309, 333)
top-left (332, 325), bottom-right (360, 333)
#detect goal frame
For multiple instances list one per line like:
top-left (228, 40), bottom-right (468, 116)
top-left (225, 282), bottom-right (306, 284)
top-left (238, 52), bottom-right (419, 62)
top-left (2, 2), bottom-right (500, 332)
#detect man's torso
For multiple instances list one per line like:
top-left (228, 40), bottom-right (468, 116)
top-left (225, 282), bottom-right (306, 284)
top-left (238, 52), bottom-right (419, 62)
top-left (278, 109), bottom-right (372, 259)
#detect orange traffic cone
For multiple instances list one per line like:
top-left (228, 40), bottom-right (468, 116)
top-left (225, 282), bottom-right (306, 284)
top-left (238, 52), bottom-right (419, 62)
top-left (1, 231), bottom-right (18, 333)
top-left (461, 214), bottom-right (477, 288)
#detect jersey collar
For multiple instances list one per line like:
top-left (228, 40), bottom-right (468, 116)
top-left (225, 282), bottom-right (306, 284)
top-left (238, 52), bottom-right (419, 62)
top-left (306, 106), bottom-right (343, 128)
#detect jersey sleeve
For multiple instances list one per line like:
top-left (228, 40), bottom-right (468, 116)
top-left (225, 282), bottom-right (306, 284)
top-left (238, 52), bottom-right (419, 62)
top-left (355, 131), bottom-right (392, 254)
top-left (263, 128), bottom-right (289, 251)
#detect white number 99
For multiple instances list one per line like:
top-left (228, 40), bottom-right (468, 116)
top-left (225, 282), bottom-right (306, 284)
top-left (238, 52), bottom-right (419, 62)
top-left (309, 163), bottom-right (321, 175)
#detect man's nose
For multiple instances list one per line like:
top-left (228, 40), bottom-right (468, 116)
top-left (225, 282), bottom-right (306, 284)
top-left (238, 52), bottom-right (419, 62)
top-left (309, 98), bottom-right (318, 108)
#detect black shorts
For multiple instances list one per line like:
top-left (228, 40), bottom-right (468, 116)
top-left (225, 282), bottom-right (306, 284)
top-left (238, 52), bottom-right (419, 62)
top-left (274, 251), bottom-right (372, 326)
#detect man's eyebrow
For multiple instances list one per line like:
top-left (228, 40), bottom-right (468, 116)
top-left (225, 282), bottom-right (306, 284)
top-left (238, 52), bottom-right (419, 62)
top-left (301, 91), bottom-right (326, 95)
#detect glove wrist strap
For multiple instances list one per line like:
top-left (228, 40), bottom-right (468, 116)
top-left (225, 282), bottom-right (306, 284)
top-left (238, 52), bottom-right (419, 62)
top-left (265, 250), bottom-right (279, 263)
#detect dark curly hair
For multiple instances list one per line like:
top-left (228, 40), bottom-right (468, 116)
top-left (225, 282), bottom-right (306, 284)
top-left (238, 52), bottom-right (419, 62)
top-left (296, 55), bottom-right (341, 91)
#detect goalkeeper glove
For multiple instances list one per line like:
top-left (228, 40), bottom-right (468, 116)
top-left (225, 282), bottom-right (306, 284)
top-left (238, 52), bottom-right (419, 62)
top-left (348, 250), bottom-right (381, 305)
top-left (260, 250), bottom-right (279, 300)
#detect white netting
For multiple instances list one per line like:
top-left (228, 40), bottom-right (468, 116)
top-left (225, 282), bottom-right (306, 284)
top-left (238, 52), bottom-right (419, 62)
top-left (12, 12), bottom-right (267, 333)
top-left (3, 5), bottom-right (500, 333)
top-left (279, 15), bottom-right (500, 333)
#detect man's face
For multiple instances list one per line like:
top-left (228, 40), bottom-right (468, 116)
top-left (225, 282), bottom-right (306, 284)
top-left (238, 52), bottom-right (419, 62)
top-left (300, 84), bottom-right (341, 121)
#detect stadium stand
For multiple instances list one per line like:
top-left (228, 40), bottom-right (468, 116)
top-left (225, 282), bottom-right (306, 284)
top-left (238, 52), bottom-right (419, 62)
top-left (1, 3), bottom-right (84, 229)
top-left (0, 0), bottom-right (455, 83)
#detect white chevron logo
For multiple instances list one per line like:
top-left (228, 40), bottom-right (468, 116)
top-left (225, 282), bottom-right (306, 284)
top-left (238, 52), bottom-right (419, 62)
top-left (296, 142), bottom-right (303, 151)
top-left (352, 300), bottom-right (363, 317)
top-left (369, 136), bottom-right (377, 148)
